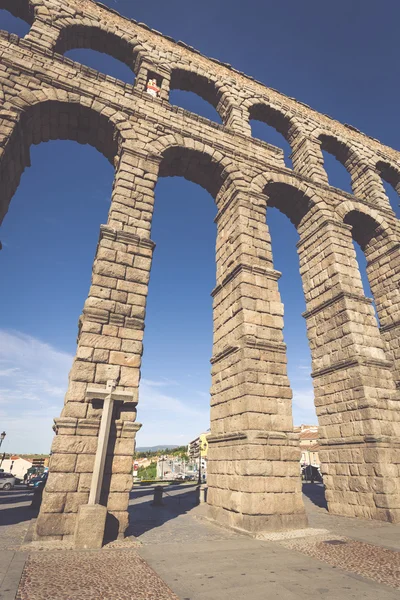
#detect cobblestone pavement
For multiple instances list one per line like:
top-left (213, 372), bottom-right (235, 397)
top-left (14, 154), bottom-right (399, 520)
top-left (280, 534), bottom-right (400, 589)
top-left (16, 548), bottom-right (179, 600)
top-left (302, 483), bottom-right (400, 551)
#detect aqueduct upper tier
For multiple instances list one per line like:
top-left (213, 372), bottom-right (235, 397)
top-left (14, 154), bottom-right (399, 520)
top-left (0, 0), bottom-right (399, 542)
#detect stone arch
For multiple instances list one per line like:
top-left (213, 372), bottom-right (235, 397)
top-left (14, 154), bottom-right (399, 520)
top-left (376, 160), bottom-right (400, 210)
top-left (0, 0), bottom-right (36, 26)
top-left (376, 160), bottom-right (400, 189)
top-left (316, 131), bottom-right (363, 192)
top-left (243, 97), bottom-right (300, 154)
top-left (150, 134), bottom-right (247, 200)
top-left (252, 171), bottom-right (328, 229)
top-left (0, 91), bottom-right (134, 224)
top-left (168, 66), bottom-right (231, 124)
top-left (336, 200), bottom-right (395, 247)
top-left (337, 201), bottom-right (400, 386)
top-left (53, 24), bottom-right (144, 76)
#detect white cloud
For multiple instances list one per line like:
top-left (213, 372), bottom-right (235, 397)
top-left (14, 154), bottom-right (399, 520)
top-left (0, 330), bottom-right (73, 453)
top-left (292, 387), bottom-right (318, 426)
top-left (136, 379), bottom-right (210, 447)
top-left (0, 331), bottom-right (210, 452)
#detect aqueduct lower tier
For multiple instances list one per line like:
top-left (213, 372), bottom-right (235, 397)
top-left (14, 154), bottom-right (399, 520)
top-left (0, 0), bottom-right (399, 542)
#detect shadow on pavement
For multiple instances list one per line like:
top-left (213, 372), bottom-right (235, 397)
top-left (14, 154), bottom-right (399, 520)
top-left (128, 484), bottom-right (199, 537)
top-left (0, 486), bottom-right (38, 527)
top-left (302, 482), bottom-right (328, 510)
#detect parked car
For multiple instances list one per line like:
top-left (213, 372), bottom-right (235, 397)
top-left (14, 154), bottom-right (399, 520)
top-left (27, 472), bottom-right (48, 490)
top-left (0, 472), bottom-right (16, 490)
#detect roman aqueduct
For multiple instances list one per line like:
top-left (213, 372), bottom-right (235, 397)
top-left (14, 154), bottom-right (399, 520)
top-left (0, 0), bottom-right (399, 542)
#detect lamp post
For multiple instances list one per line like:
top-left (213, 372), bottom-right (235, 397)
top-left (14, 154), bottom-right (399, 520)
top-left (0, 432), bottom-right (6, 468)
top-left (197, 444), bottom-right (202, 486)
top-left (160, 456), bottom-right (165, 480)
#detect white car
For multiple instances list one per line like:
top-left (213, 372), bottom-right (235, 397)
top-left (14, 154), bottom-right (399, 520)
top-left (0, 472), bottom-right (16, 490)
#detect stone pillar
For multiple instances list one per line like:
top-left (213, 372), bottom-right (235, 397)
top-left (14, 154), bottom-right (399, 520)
top-left (364, 237), bottom-right (400, 389)
top-left (36, 149), bottom-right (157, 542)
top-left (298, 217), bottom-right (400, 523)
top-left (348, 163), bottom-right (390, 206)
top-left (25, 21), bottom-right (62, 52)
top-left (289, 135), bottom-right (329, 185)
top-left (207, 186), bottom-right (307, 534)
top-left (0, 110), bottom-right (29, 225)
top-left (223, 104), bottom-right (252, 136)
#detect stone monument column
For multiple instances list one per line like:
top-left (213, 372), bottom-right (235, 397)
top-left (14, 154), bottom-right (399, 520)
top-left (207, 185), bottom-right (307, 534)
top-left (298, 217), bottom-right (400, 523)
top-left (36, 148), bottom-right (157, 543)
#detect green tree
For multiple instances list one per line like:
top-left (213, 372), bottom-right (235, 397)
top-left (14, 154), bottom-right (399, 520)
top-left (137, 462), bottom-right (157, 480)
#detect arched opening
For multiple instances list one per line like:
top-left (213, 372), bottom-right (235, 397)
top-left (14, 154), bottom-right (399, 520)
top-left (0, 100), bottom-right (120, 224)
top-left (343, 210), bottom-right (386, 324)
top-left (0, 110), bottom-right (116, 451)
top-left (0, 0), bottom-right (33, 22)
top-left (344, 208), bottom-right (400, 389)
top-left (319, 134), bottom-right (353, 194)
top-left (264, 183), bottom-right (316, 423)
top-left (169, 69), bottom-right (223, 124)
top-left (158, 146), bottom-right (227, 197)
top-left (136, 146), bottom-right (222, 448)
top-left (263, 181), bottom-right (320, 500)
top-left (376, 161), bottom-right (400, 219)
top-left (249, 104), bottom-right (293, 168)
top-left (54, 25), bottom-right (138, 85)
top-left (0, 0), bottom-right (32, 37)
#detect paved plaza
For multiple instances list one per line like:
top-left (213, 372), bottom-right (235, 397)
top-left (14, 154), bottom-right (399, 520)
top-left (0, 482), bottom-right (399, 600)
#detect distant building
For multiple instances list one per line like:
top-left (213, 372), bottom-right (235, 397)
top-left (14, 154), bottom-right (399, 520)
top-left (295, 425), bottom-right (320, 467)
top-left (0, 456), bottom-right (33, 479)
top-left (188, 432), bottom-right (210, 477)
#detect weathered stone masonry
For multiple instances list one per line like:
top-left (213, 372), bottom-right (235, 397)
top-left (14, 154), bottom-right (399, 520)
top-left (0, 0), bottom-right (399, 541)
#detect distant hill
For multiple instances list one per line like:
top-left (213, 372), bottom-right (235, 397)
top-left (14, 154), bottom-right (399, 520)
top-left (136, 444), bottom-right (180, 452)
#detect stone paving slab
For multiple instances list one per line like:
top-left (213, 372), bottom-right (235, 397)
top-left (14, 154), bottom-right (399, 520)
top-left (0, 552), bottom-right (27, 600)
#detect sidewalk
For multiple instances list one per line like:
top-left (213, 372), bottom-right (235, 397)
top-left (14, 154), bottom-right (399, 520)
top-left (1, 483), bottom-right (399, 599)
top-left (135, 483), bottom-right (400, 600)
top-left (0, 488), bottom-right (34, 600)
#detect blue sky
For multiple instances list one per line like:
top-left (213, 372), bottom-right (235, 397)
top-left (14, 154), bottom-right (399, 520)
top-left (0, 1), bottom-right (399, 453)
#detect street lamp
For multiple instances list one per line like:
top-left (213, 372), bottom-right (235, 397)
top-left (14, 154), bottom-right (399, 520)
top-left (0, 431), bottom-right (6, 448)
top-left (197, 443), bottom-right (202, 486)
top-left (159, 456), bottom-right (165, 480)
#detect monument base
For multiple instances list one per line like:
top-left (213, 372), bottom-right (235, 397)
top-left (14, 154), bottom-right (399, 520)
top-left (74, 504), bottom-right (107, 549)
top-left (207, 504), bottom-right (308, 536)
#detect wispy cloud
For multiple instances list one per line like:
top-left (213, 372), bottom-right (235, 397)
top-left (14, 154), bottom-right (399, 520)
top-left (136, 379), bottom-right (210, 447)
top-left (292, 387), bottom-right (318, 426)
top-left (141, 378), bottom-right (179, 388)
top-left (0, 330), bottom-right (73, 453)
top-left (0, 331), bottom-right (210, 452)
